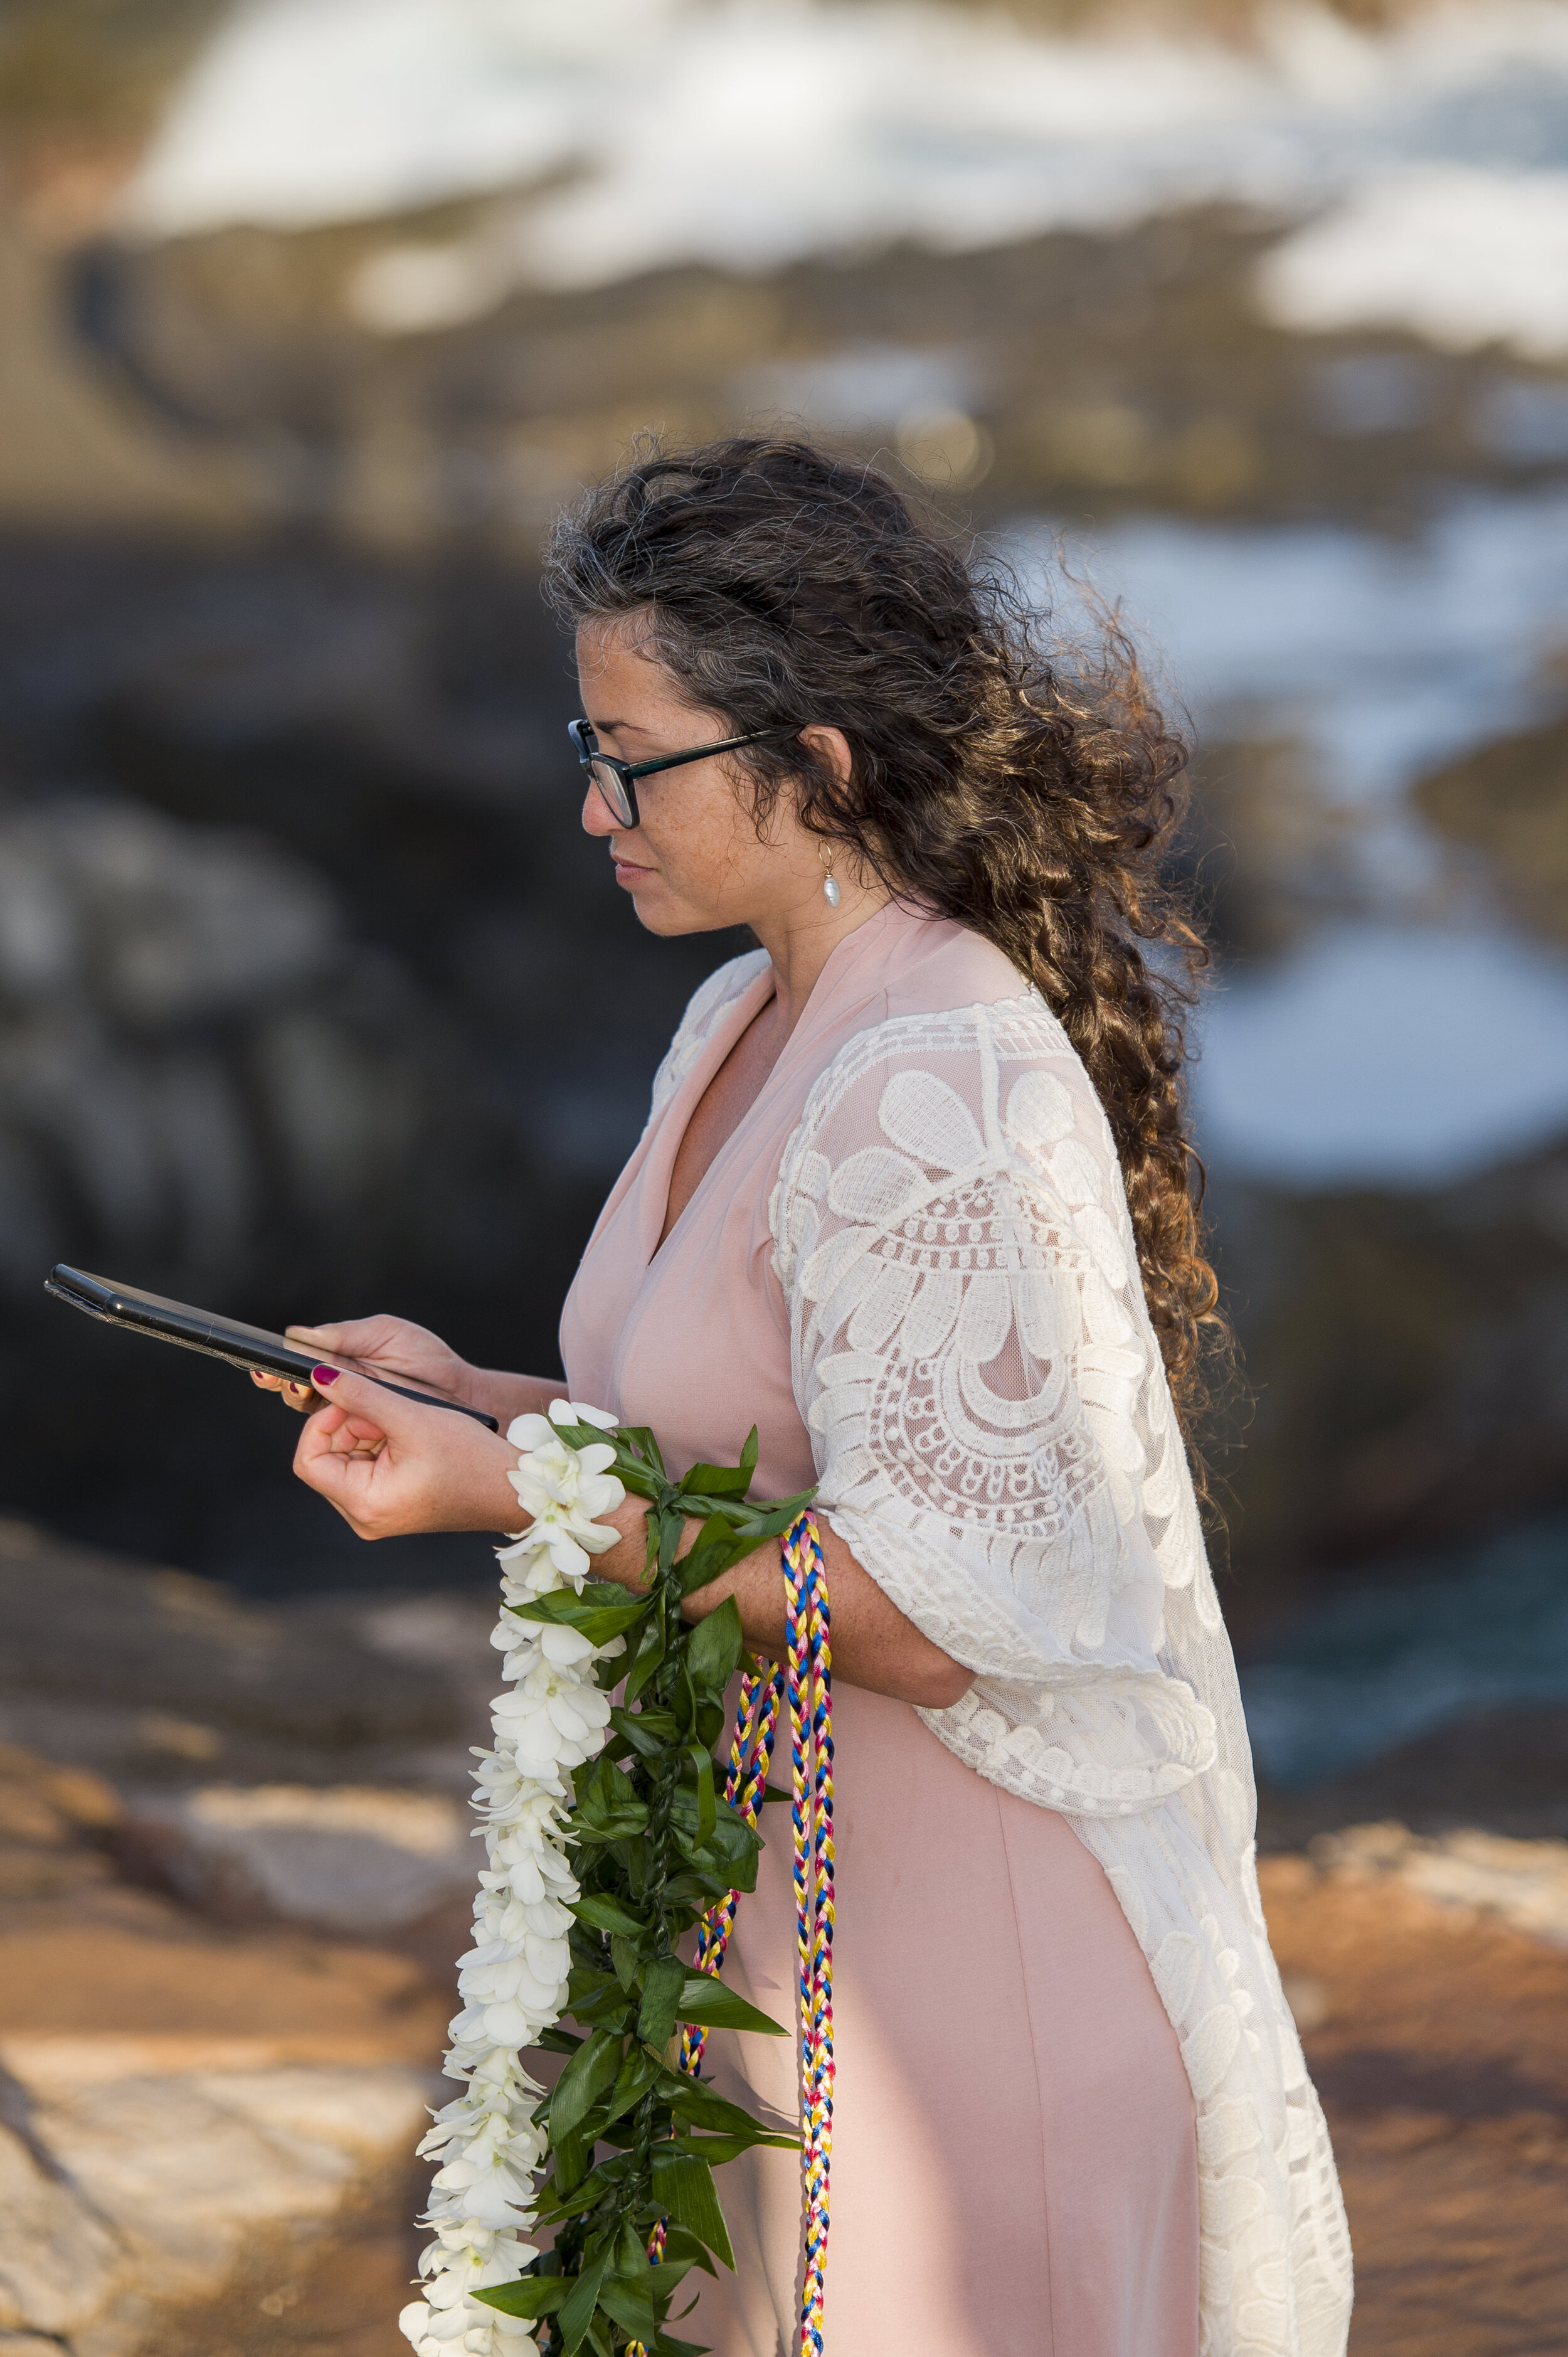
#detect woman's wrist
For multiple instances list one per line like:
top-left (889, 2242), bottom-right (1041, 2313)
top-left (590, 1499), bottom-right (714, 1595)
top-left (467, 1369), bottom-right (569, 1427)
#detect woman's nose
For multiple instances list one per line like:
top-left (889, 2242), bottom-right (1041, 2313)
top-left (580, 783), bottom-right (617, 836)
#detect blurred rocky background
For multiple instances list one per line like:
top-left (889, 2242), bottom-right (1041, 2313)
top-left (2, 1), bottom-right (1568, 2349)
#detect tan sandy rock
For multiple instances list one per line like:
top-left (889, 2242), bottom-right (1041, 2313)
top-left (0, 2035), bottom-right (435, 2357)
top-left (119, 1782), bottom-right (475, 1933)
top-left (1306, 1821), bottom-right (1568, 1947)
top-left (0, 1746), bottom-right (453, 2357)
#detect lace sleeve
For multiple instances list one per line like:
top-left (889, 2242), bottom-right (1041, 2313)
top-left (649, 948), bottom-right (770, 1118)
top-left (774, 992), bottom-right (1354, 2355)
top-left (771, 994), bottom-right (1217, 1818)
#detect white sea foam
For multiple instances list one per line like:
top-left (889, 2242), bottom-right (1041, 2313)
top-left (1018, 493), bottom-right (1568, 1181)
top-left (1258, 166), bottom-right (1568, 357)
top-left (120, 1), bottom-right (1568, 357)
top-left (1029, 488), bottom-right (1568, 812)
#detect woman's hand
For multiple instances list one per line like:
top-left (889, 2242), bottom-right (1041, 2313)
top-left (292, 1365), bottom-right (526, 1538)
top-left (252, 1314), bottom-right (472, 1415)
top-left (252, 1316), bottom-right (554, 1429)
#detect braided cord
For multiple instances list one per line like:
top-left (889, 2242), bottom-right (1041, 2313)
top-left (679, 1664), bottom-right (782, 2075)
top-left (630, 1511), bottom-right (832, 2357)
top-left (783, 1511), bottom-right (835, 2357)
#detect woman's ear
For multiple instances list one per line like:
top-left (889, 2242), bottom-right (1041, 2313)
top-left (796, 725), bottom-right (854, 790)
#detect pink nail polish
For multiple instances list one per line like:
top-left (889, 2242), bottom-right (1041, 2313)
top-left (312, 1366), bottom-right (338, 1386)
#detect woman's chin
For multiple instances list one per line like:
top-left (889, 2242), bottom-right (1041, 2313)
top-left (627, 881), bottom-right (719, 938)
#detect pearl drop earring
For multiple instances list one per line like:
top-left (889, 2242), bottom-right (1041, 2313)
top-left (820, 843), bottom-right (840, 907)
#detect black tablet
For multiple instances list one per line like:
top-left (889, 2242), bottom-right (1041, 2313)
top-left (45, 1267), bottom-right (501, 1430)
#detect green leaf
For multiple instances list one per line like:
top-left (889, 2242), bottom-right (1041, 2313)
top-left (553, 2124), bottom-right (589, 2195)
top-left (682, 1597), bottom-right (744, 1695)
top-left (509, 1583), bottom-right (650, 1649)
top-left (571, 1892), bottom-right (649, 1941)
top-left (564, 1970), bottom-right (635, 2031)
top-left (610, 1934), bottom-right (640, 1991)
top-left (571, 1758), bottom-right (650, 1845)
top-left (601, 2038), bottom-right (662, 2127)
top-left (548, 2027), bottom-right (623, 2143)
top-left (622, 1617), bottom-right (667, 1706)
top-left (677, 1427), bottom-right (758, 1500)
top-left (662, 2073), bottom-right (800, 2144)
top-left (673, 1519), bottom-right (750, 1598)
top-left (615, 1424), bottom-right (665, 1479)
top-left (535, 2024), bottom-right (583, 2056)
top-left (598, 2279), bottom-right (660, 2342)
top-left (472, 2277), bottom-right (569, 2319)
top-left (558, 2240), bottom-right (615, 2353)
top-left (650, 2147), bottom-right (735, 2269)
top-left (689, 1742), bottom-right (717, 1846)
top-left (598, 2227), bottom-right (659, 2341)
top-left (531, 2148), bottom-right (632, 2225)
top-left (731, 1486), bottom-right (817, 1536)
top-left (610, 1705), bottom-right (677, 1759)
top-left (657, 2225), bottom-right (717, 2281)
top-left (677, 1974), bottom-right (788, 2037)
top-left (637, 1953), bottom-right (686, 2051)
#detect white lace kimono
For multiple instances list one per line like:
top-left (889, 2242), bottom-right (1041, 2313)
top-left (657, 954), bottom-right (1352, 2357)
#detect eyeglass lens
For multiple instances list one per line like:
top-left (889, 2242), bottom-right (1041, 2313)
top-left (586, 757), bottom-right (635, 828)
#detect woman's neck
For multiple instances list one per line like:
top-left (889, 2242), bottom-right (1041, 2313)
top-left (750, 873), bottom-right (891, 1043)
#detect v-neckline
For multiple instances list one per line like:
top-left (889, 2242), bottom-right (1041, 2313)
top-left (635, 898), bottom-right (911, 1275)
top-left (650, 981), bottom-right (778, 1260)
top-left (642, 960), bottom-right (778, 1271)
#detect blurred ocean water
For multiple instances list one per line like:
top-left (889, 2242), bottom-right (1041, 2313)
top-left (1027, 492), bottom-right (1568, 1183)
top-left (1240, 1519), bottom-right (1568, 1785)
top-left (120, 0), bottom-right (1568, 359)
top-left (1038, 489), bottom-right (1568, 812)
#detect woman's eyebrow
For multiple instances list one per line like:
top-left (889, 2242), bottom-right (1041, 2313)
top-left (584, 715), bottom-right (653, 740)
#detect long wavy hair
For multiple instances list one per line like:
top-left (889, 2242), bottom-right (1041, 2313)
top-left (544, 436), bottom-right (1224, 1434)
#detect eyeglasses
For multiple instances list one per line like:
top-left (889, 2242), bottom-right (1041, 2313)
top-left (568, 717), bottom-right (795, 830)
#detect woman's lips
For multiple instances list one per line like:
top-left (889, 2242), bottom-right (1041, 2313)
top-left (612, 856), bottom-right (654, 887)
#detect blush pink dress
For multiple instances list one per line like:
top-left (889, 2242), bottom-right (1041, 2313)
top-left (559, 904), bottom-right (1200, 2357)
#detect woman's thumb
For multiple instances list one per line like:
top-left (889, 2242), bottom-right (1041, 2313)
top-left (309, 1363), bottom-right (388, 1420)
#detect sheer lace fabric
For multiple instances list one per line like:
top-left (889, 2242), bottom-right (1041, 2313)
top-left (660, 962), bottom-right (1352, 2357)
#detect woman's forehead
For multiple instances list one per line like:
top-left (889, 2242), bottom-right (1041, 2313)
top-left (575, 619), bottom-right (712, 726)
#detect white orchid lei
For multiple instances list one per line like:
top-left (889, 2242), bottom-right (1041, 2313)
top-left (400, 1402), bottom-right (810, 2357)
top-left (399, 1401), bottom-right (626, 2357)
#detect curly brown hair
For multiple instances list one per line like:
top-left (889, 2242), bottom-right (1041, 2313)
top-left (544, 435), bottom-right (1224, 1431)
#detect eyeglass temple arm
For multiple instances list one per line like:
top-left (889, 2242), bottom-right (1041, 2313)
top-left (627, 726), bottom-right (795, 781)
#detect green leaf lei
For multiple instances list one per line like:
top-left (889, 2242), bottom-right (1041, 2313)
top-left (474, 1417), bottom-right (815, 2357)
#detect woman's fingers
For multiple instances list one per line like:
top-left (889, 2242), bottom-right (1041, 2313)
top-left (251, 1366), bottom-right (323, 1413)
top-left (287, 1316), bottom-right (411, 1364)
top-left (291, 1365), bottom-right (521, 1539)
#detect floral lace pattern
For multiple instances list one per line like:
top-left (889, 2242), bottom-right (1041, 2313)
top-left (655, 966), bottom-right (1352, 2357)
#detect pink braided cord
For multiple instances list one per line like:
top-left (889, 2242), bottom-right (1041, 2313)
top-left (783, 1511), bottom-right (834, 2357)
top-left (631, 1512), bottom-right (834, 2357)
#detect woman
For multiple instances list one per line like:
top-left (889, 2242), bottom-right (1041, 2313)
top-left (262, 439), bottom-right (1351, 2357)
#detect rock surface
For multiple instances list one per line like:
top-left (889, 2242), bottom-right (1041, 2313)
top-left (0, 1521), bottom-right (495, 1796)
top-left (1261, 1848), bottom-right (1568, 2356)
top-left (0, 1779), bottom-right (452, 2357)
top-left (1302, 1821), bottom-right (1568, 1950)
top-left (119, 1783), bottom-right (477, 1934)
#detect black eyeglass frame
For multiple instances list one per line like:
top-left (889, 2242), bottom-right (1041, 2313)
top-left (568, 717), bottom-right (797, 829)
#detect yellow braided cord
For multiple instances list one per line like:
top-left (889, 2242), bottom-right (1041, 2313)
top-left (783, 1511), bottom-right (834, 2357)
top-left (628, 1513), bottom-right (831, 2357)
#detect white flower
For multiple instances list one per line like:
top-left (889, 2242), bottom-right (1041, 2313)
top-left (549, 1398), bottom-right (620, 1431)
top-left (400, 1402), bottom-right (623, 2357)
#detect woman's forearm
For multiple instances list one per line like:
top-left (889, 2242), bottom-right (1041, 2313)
top-left (593, 1501), bottom-right (972, 1712)
top-left (464, 1368), bottom-right (571, 1427)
